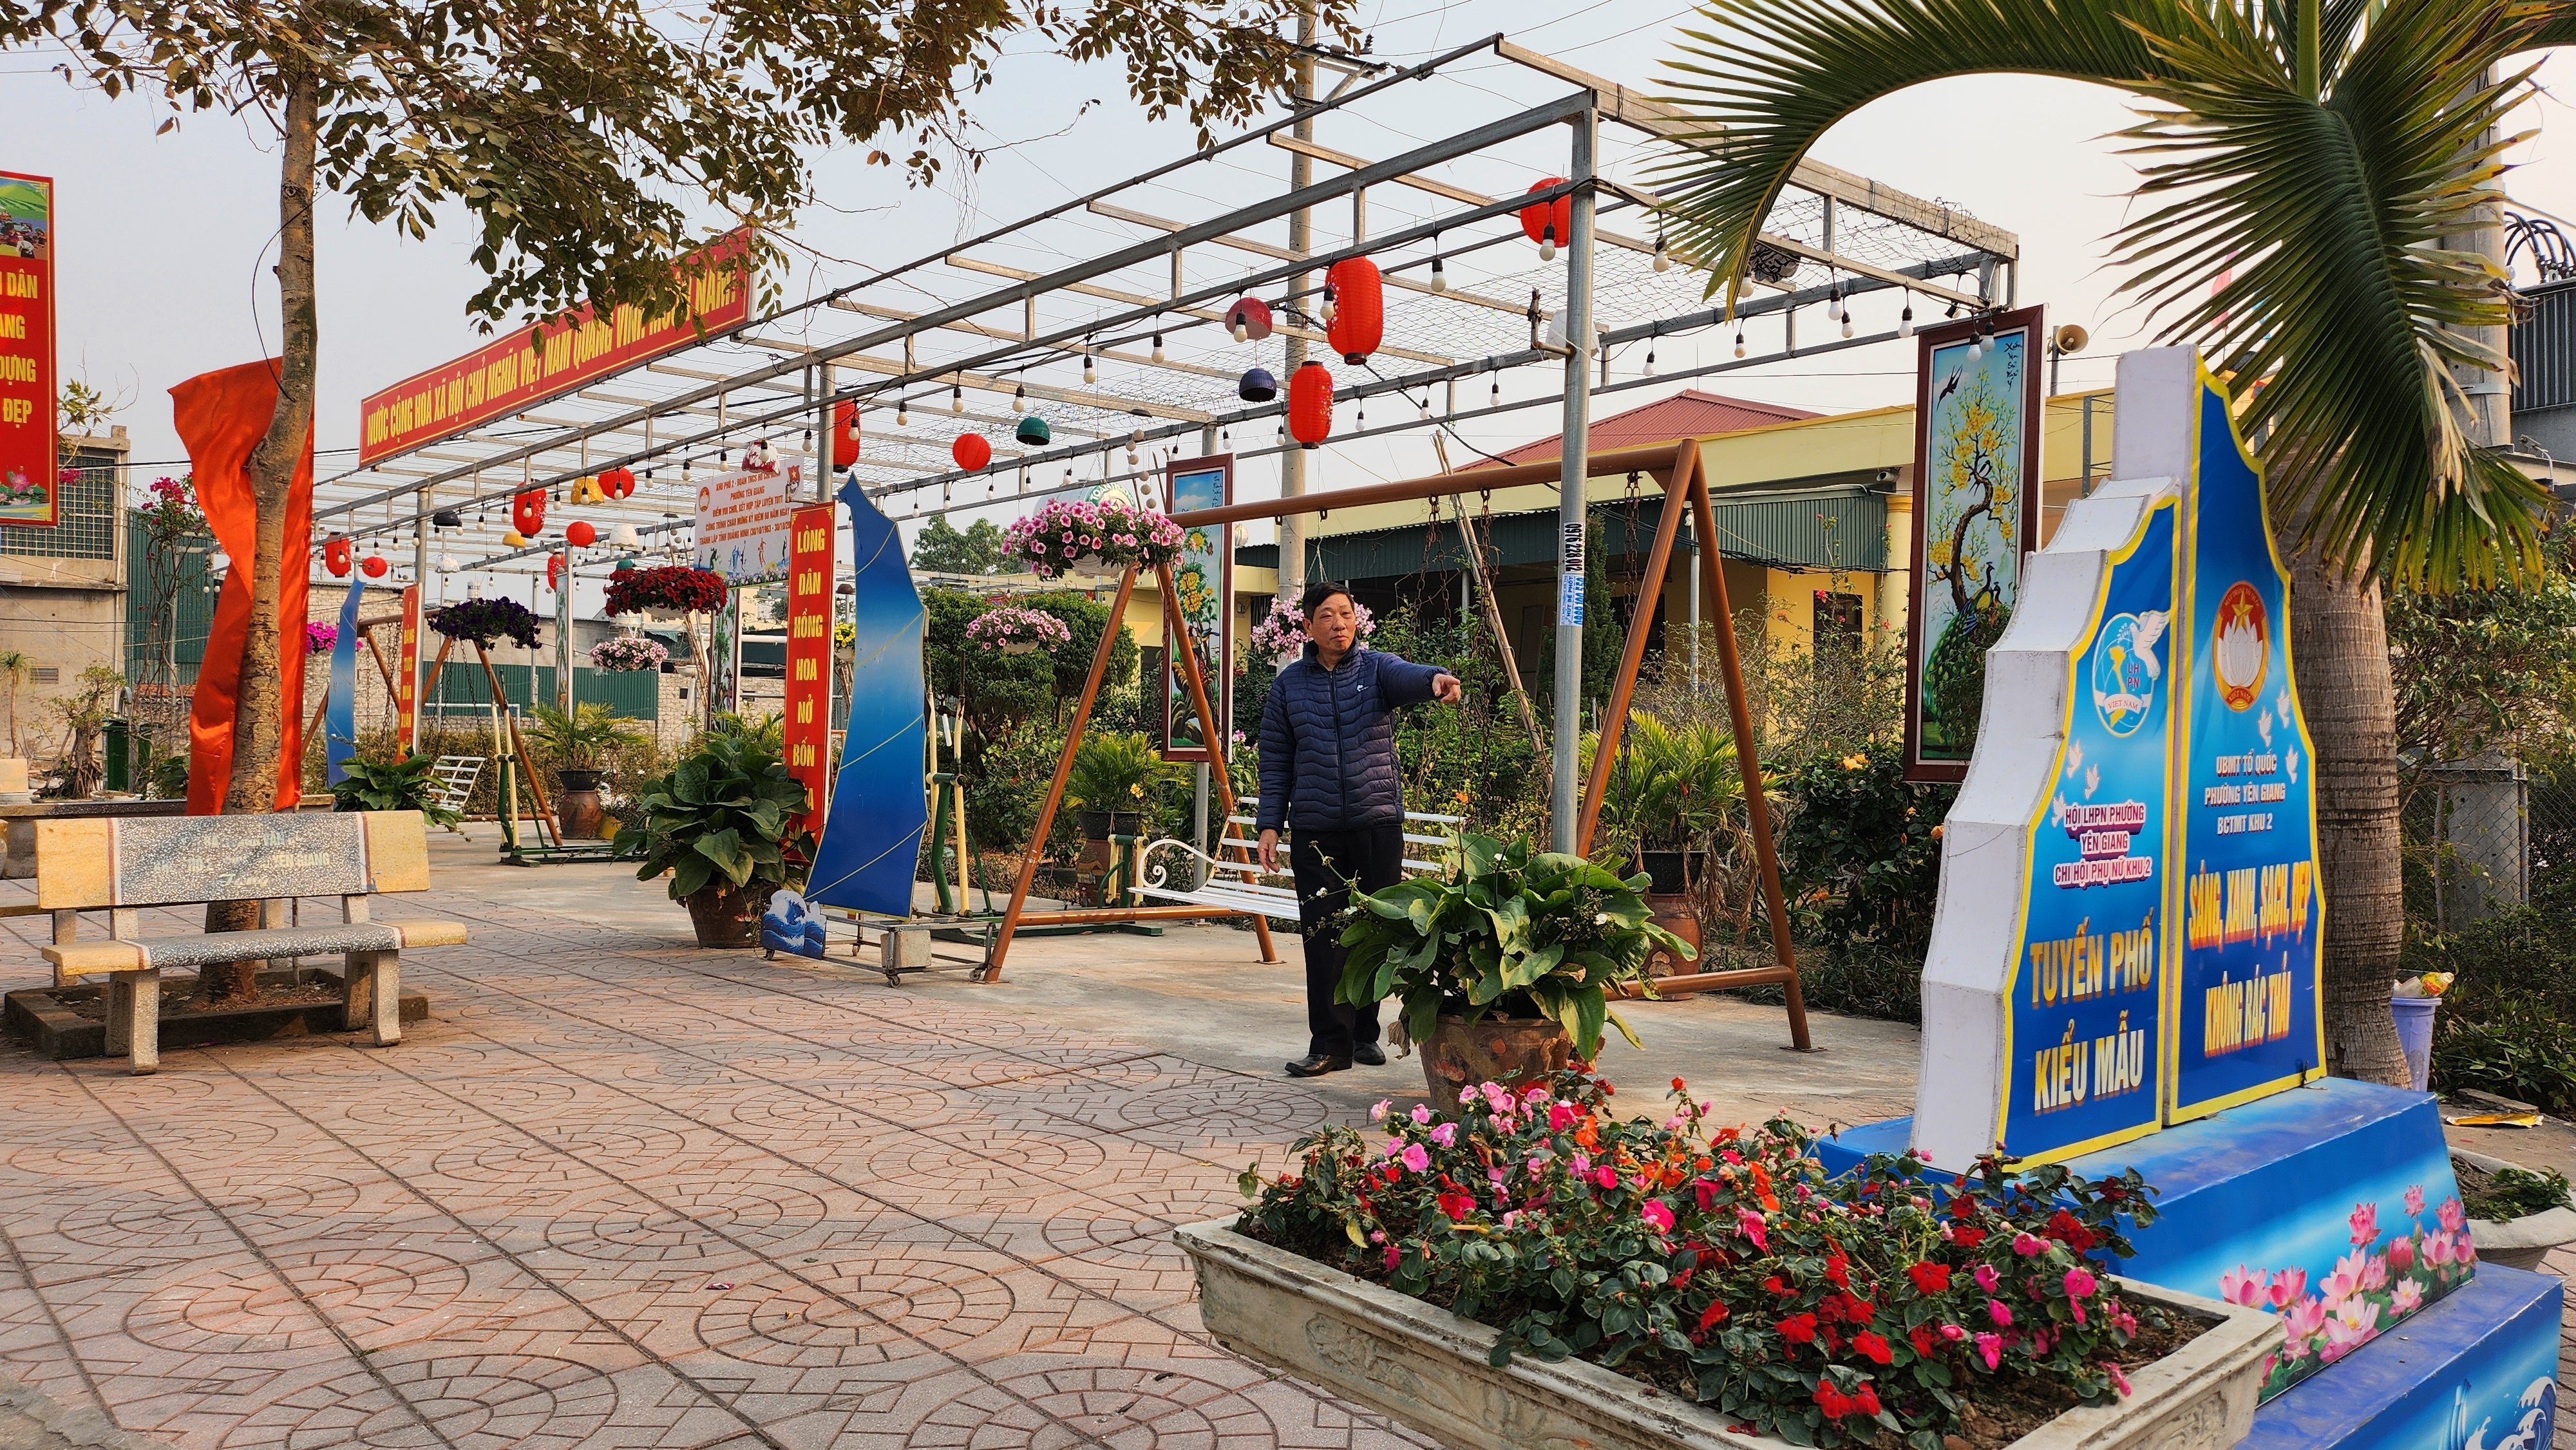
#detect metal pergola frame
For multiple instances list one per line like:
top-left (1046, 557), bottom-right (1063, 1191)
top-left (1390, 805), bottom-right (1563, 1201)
top-left (316, 32), bottom-right (2016, 999)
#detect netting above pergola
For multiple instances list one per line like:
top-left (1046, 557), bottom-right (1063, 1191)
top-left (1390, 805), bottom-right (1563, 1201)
top-left (310, 35), bottom-right (2018, 585)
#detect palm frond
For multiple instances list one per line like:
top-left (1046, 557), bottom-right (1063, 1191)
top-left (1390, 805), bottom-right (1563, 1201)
top-left (1648, 0), bottom-right (2560, 588)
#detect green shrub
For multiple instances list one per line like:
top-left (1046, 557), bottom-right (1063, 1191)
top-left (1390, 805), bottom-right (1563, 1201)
top-left (1777, 749), bottom-right (1951, 961)
top-left (329, 753), bottom-right (464, 829)
top-left (2414, 903), bottom-right (2576, 1112)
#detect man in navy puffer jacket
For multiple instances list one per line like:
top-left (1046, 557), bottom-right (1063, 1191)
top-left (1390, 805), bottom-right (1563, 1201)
top-left (1257, 582), bottom-right (1461, 1077)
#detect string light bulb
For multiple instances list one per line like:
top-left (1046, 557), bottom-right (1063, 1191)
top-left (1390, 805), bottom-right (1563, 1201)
top-left (1651, 234), bottom-right (1671, 274)
top-left (1899, 299), bottom-right (1915, 338)
top-left (1733, 330), bottom-right (1747, 359)
top-left (896, 400), bottom-right (909, 427)
top-left (1643, 344), bottom-right (1656, 377)
top-left (1013, 375), bottom-right (1027, 406)
top-left (1319, 282), bottom-right (1338, 324)
top-left (1082, 343), bottom-right (1095, 386)
top-left (950, 384), bottom-right (963, 415)
top-left (1539, 224), bottom-right (1557, 263)
top-left (1150, 332), bottom-right (1165, 364)
top-left (1430, 250), bottom-right (1447, 292)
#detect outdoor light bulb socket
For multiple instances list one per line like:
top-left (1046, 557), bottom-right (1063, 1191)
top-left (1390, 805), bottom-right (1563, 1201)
top-left (1231, 321), bottom-right (1249, 343)
top-left (1733, 332), bottom-right (1747, 359)
top-left (1539, 238), bottom-right (1557, 262)
top-left (951, 386), bottom-right (963, 415)
top-left (1842, 317), bottom-right (1855, 338)
top-left (1151, 334), bottom-right (1164, 362)
top-left (1652, 245), bottom-right (1671, 274)
top-left (1899, 305), bottom-right (1915, 337)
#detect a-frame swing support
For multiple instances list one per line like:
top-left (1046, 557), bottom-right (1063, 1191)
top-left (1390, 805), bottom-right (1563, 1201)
top-left (977, 437), bottom-right (1811, 1053)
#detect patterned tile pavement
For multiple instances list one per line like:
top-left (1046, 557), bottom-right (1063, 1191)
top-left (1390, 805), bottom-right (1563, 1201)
top-left (0, 885), bottom-right (1439, 1450)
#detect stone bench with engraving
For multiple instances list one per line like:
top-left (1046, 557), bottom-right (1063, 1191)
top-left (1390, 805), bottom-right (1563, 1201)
top-left (35, 810), bottom-right (468, 1073)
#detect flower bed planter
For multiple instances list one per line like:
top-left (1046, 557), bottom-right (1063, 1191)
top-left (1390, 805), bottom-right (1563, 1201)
top-left (1176, 1219), bottom-right (2280, 1450)
top-left (2454, 1147), bottom-right (2576, 1271)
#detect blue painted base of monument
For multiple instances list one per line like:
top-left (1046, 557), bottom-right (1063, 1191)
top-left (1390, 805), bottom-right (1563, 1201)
top-left (2242, 1263), bottom-right (2559, 1450)
top-left (1817, 1078), bottom-right (2554, 1438)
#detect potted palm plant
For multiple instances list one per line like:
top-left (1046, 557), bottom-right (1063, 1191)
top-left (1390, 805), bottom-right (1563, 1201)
top-left (1591, 712), bottom-right (1740, 972)
top-left (612, 714), bottom-right (814, 946)
top-left (1065, 730), bottom-right (1181, 852)
top-left (529, 701), bottom-right (650, 840)
top-left (1337, 834), bottom-right (1690, 1100)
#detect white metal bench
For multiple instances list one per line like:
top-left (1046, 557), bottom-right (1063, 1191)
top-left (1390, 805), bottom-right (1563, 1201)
top-left (1130, 798), bottom-right (1463, 922)
top-left (431, 756), bottom-right (484, 817)
top-left (35, 811), bottom-right (469, 1073)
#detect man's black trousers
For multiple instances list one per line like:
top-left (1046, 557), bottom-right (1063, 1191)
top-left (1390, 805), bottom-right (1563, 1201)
top-left (1289, 824), bottom-right (1405, 1059)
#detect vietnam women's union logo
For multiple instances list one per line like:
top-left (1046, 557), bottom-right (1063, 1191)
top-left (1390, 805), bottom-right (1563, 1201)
top-left (2211, 581), bottom-right (2269, 711)
top-left (2090, 610), bottom-right (2166, 738)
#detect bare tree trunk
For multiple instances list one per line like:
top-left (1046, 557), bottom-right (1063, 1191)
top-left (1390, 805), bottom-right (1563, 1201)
top-left (2284, 523), bottom-right (2412, 1087)
top-left (201, 70), bottom-right (319, 990)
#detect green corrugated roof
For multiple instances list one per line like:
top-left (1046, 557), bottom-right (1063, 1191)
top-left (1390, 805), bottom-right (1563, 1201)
top-left (1307, 486), bottom-right (1886, 582)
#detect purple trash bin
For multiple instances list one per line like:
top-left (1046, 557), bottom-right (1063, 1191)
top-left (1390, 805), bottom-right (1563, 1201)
top-left (2390, 995), bottom-right (2438, 1093)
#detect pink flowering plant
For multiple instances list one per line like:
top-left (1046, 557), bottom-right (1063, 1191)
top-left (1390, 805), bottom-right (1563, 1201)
top-left (1238, 1071), bottom-right (2173, 1449)
top-left (305, 621), bottom-right (338, 655)
top-left (1251, 594), bottom-right (1374, 664)
top-left (1003, 497), bottom-right (1184, 579)
top-left (2213, 1180), bottom-right (2477, 1395)
top-left (590, 635), bottom-right (670, 672)
top-left (965, 606), bottom-right (1073, 651)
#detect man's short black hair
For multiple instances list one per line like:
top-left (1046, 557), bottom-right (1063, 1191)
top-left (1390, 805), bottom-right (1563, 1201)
top-left (1299, 580), bottom-right (1356, 617)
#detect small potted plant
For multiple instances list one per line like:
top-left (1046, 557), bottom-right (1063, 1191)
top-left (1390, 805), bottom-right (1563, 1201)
top-left (613, 715), bottom-right (815, 946)
top-left (1338, 834), bottom-right (1690, 1100)
top-left (967, 605), bottom-right (1072, 655)
top-left (529, 701), bottom-right (651, 840)
top-left (1065, 730), bottom-right (1182, 860)
top-left (590, 634), bottom-right (670, 673)
top-left (2454, 1148), bottom-right (2576, 1270)
top-left (429, 596), bottom-right (542, 650)
top-left (1591, 712), bottom-right (1741, 974)
top-left (603, 563), bottom-right (729, 620)
top-left (1003, 496), bottom-right (1185, 580)
top-left (330, 751), bottom-right (464, 829)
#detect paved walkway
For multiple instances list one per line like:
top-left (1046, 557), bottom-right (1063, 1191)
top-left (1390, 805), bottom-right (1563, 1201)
top-left (0, 881), bottom-right (1425, 1450)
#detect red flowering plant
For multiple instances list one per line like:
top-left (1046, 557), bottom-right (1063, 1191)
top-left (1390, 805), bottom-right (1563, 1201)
top-left (1236, 1072), bottom-right (2174, 1449)
top-left (603, 564), bottom-right (729, 617)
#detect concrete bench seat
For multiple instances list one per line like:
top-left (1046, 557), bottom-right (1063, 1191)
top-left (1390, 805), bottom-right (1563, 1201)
top-left (35, 810), bottom-right (468, 1073)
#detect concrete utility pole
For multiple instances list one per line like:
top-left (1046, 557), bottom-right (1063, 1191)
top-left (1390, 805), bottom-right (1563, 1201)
top-left (1279, 1), bottom-right (1316, 604)
top-left (1549, 113), bottom-right (1596, 854)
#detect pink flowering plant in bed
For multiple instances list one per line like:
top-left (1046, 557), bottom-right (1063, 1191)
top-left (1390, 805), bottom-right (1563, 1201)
top-left (1002, 497), bottom-right (1184, 579)
top-left (2215, 1179), bottom-right (2477, 1395)
top-left (1237, 1071), bottom-right (2175, 1449)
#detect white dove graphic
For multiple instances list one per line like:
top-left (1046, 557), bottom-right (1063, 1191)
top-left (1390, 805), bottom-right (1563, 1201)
top-left (2065, 740), bottom-right (2085, 780)
top-left (2085, 764), bottom-right (2101, 798)
top-left (2286, 747), bottom-right (2300, 785)
top-left (2258, 711), bottom-right (2274, 748)
top-left (2130, 610), bottom-right (2168, 680)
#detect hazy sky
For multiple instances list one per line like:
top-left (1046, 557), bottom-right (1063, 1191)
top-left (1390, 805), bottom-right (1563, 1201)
top-left (6, 5), bottom-right (2572, 502)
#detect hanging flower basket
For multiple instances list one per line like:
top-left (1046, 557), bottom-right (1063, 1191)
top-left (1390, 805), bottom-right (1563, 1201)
top-left (966, 606), bottom-right (1072, 656)
top-left (603, 564), bottom-right (728, 620)
top-left (1003, 497), bottom-right (1184, 581)
top-left (428, 596), bottom-right (541, 650)
top-left (590, 635), bottom-right (671, 673)
top-left (304, 621), bottom-right (338, 656)
top-left (1251, 595), bottom-right (1374, 664)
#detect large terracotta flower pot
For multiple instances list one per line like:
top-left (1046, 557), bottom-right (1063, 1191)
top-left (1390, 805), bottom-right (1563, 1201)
top-left (683, 885), bottom-right (755, 948)
top-left (556, 767), bottom-right (605, 841)
top-left (1421, 1013), bottom-right (1572, 1104)
top-left (1642, 892), bottom-right (1700, 977)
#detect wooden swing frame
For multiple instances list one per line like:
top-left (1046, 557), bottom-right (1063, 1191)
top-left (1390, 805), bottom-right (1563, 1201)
top-left (980, 436), bottom-right (1810, 1052)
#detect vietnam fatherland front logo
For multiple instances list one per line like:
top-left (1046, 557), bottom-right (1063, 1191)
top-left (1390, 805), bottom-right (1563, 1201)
top-left (2090, 610), bottom-right (2168, 739)
top-left (2211, 580), bottom-right (2269, 712)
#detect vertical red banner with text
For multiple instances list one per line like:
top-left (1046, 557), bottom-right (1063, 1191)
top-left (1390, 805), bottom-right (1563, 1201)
top-left (784, 504), bottom-right (837, 836)
top-left (0, 172), bottom-right (57, 528)
top-left (395, 585), bottom-right (422, 750)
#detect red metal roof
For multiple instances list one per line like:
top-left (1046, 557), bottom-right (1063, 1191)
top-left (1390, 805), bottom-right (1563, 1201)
top-left (1466, 389), bottom-right (1817, 468)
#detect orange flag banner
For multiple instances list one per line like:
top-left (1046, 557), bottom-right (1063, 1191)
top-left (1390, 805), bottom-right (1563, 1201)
top-left (173, 360), bottom-right (314, 814)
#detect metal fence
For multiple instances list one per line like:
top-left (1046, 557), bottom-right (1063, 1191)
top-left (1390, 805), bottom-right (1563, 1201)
top-left (2405, 754), bottom-right (2576, 928)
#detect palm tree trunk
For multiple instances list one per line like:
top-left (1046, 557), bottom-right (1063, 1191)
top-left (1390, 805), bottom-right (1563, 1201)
top-left (200, 67), bottom-right (318, 987)
top-left (2282, 516), bottom-right (2412, 1087)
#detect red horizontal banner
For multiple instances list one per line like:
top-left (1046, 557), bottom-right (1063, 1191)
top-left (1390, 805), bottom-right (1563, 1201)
top-left (358, 230), bottom-right (754, 466)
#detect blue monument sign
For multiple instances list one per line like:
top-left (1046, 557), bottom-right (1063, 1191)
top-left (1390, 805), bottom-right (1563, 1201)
top-left (1914, 349), bottom-right (2321, 1170)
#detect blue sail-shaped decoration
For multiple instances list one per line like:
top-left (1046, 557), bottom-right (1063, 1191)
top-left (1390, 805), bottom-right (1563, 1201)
top-left (325, 576), bottom-right (365, 786)
top-left (804, 476), bottom-right (927, 918)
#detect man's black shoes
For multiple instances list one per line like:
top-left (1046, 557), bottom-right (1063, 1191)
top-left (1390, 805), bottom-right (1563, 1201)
top-left (1352, 1042), bottom-right (1387, 1067)
top-left (1285, 1053), bottom-right (1351, 1077)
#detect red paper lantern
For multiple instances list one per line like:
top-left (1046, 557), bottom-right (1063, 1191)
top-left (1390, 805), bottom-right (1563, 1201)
top-left (324, 537), bottom-right (352, 577)
top-left (360, 554), bottom-right (389, 578)
top-left (1287, 361), bottom-right (1334, 449)
top-left (545, 552), bottom-right (565, 591)
top-left (512, 488), bottom-right (547, 536)
top-left (952, 433), bottom-right (993, 471)
top-left (598, 466), bottom-right (636, 500)
top-left (833, 399), bottom-right (861, 468)
top-left (565, 520), bottom-right (598, 548)
top-left (1520, 178), bottom-right (1571, 249)
top-left (1325, 256), bottom-right (1383, 365)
